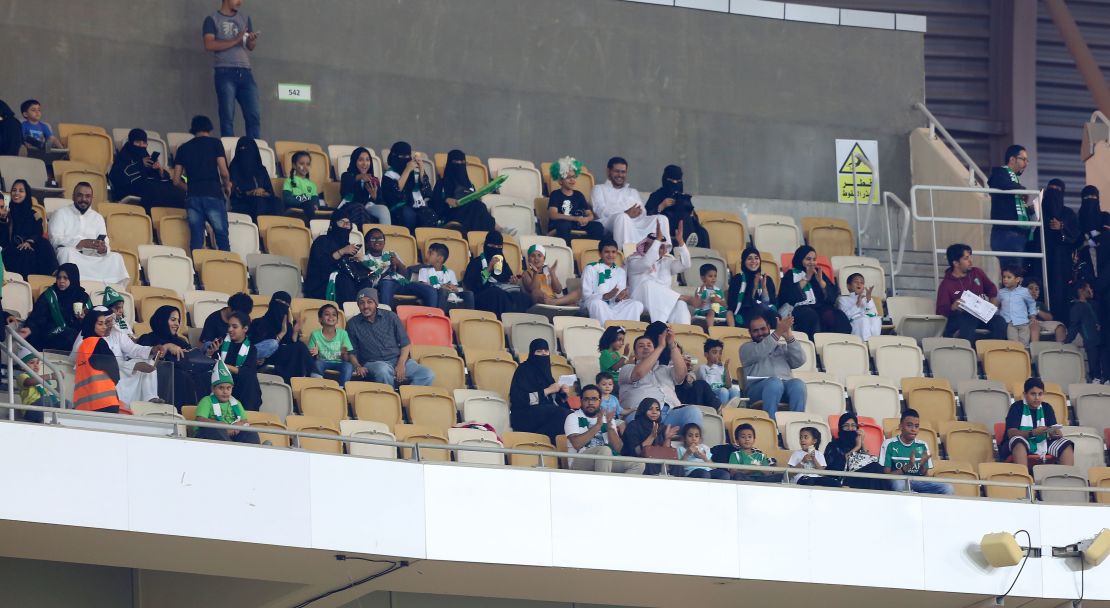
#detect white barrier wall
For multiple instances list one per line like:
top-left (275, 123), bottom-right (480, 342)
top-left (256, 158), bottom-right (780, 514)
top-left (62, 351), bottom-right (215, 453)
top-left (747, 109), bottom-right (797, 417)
top-left (0, 422), bottom-right (1106, 602)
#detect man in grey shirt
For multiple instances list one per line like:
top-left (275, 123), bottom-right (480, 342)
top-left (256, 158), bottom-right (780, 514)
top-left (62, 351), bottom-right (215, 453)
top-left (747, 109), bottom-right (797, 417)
top-left (739, 315), bottom-right (806, 419)
top-left (347, 288), bottom-right (435, 386)
top-left (618, 327), bottom-right (702, 429)
top-left (202, 0), bottom-right (261, 139)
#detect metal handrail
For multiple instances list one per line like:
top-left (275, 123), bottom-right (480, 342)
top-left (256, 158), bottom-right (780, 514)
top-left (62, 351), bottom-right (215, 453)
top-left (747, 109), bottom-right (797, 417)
top-left (848, 150), bottom-right (879, 255)
top-left (4, 326), bottom-right (66, 420)
top-left (881, 191), bottom-right (912, 296)
top-left (4, 401), bottom-right (1107, 504)
top-left (1086, 110), bottom-right (1110, 157)
top-left (910, 184), bottom-right (1049, 309)
top-left (914, 102), bottom-right (989, 187)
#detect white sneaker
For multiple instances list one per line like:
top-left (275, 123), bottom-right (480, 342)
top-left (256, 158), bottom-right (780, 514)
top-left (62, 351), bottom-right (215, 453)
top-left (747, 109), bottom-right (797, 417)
top-left (686, 232), bottom-right (698, 247)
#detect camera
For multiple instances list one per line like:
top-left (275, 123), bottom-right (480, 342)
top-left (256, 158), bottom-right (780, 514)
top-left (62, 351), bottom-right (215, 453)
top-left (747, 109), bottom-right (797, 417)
top-left (670, 191), bottom-right (694, 214)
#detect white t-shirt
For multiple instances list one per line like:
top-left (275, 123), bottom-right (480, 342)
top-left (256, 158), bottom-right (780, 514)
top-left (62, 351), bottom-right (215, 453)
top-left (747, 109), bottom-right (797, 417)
top-left (417, 266), bottom-right (458, 288)
top-left (787, 448), bottom-right (828, 482)
top-left (563, 410), bottom-right (620, 454)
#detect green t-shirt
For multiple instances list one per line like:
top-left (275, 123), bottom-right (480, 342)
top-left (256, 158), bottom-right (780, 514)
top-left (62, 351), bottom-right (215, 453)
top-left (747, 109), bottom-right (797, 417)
top-left (283, 175), bottom-right (319, 204)
top-left (599, 349), bottom-right (621, 380)
top-left (880, 437), bottom-right (932, 476)
top-left (308, 328), bottom-right (353, 362)
top-left (729, 448), bottom-right (771, 467)
top-left (195, 394), bottom-right (247, 425)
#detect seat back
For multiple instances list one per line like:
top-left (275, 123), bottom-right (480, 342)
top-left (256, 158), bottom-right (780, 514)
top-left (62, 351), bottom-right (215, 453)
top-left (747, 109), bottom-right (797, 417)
top-left (264, 225), bottom-right (312, 272)
top-left (348, 381), bottom-right (403, 430)
top-left (286, 415), bottom-right (343, 454)
top-left (462, 395), bottom-right (511, 435)
top-left (1, 277), bottom-right (33, 319)
top-left (300, 385), bottom-right (349, 422)
top-left (495, 166), bottom-right (543, 202)
top-left (448, 427), bottom-right (506, 465)
top-left (958, 380), bottom-right (1013, 429)
top-left (340, 420), bottom-right (398, 459)
top-left (819, 339), bottom-right (869, 383)
top-left (510, 321), bottom-right (557, 359)
top-left (943, 424), bottom-right (994, 466)
top-left (502, 431), bottom-right (557, 468)
top-left (1089, 466), bottom-right (1110, 504)
top-left (983, 347), bottom-right (1032, 387)
top-left (418, 352), bottom-right (466, 391)
top-left (394, 424), bottom-right (450, 462)
top-left (228, 218), bottom-right (261, 260)
top-left (804, 219), bottom-right (855, 258)
top-left (458, 318), bottom-right (506, 353)
top-left (932, 460), bottom-right (980, 497)
top-left (927, 342), bottom-right (979, 387)
top-left (873, 343), bottom-right (922, 383)
top-left (751, 221), bottom-right (801, 264)
top-left (850, 379), bottom-right (901, 421)
top-left (1032, 464), bottom-right (1088, 504)
top-left (978, 462), bottom-right (1033, 500)
top-left (472, 358), bottom-right (518, 399)
top-left (67, 131), bottom-right (114, 173)
top-left (146, 254), bottom-right (195, 293)
top-left (257, 374), bottom-right (294, 421)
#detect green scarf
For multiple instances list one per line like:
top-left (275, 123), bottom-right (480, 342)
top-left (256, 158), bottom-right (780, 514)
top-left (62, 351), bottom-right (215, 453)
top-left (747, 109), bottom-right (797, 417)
top-left (1019, 402), bottom-right (1046, 453)
top-left (219, 336), bottom-right (251, 367)
top-left (593, 262), bottom-right (614, 286)
top-left (43, 287), bottom-right (88, 336)
top-left (1006, 167), bottom-right (1034, 241)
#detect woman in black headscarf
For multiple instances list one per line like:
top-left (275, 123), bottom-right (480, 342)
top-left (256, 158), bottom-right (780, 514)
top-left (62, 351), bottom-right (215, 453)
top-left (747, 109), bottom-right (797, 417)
top-left (619, 397), bottom-right (677, 475)
top-left (379, 141), bottom-right (434, 234)
top-left (248, 290), bottom-right (313, 383)
top-left (137, 305), bottom-right (199, 408)
top-left (1077, 185), bottom-right (1107, 280)
top-left (1, 179), bottom-right (57, 277)
top-left (508, 339), bottom-right (571, 442)
top-left (431, 149), bottom-right (499, 235)
top-left (463, 230), bottom-right (531, 317)
top-left (22, 263), bottom-right (92, 351)
top-left (107, 128), bottom-right (185, 210)
top-left (0, 100), bottom-right (22, 156)
top-left (778, 245), bottom-right (850, 336)
top-left (823, 412), bottom-right (887, 490)
top-left (645, 165), bottom-right (709, 247)
top-left (228, 136), bottom-right (282, 221)
top-left (339, 146), bottom-right (390, 226)
top-left (304, 204), bottom-right (368, 302)
top-left (726, 247), bottom-right (777, 328)
top-left (1039, 185), bottom-right (1080, 324)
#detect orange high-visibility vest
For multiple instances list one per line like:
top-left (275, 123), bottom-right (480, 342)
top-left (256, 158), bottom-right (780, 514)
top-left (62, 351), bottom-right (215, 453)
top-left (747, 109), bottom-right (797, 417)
top-left (74, 337), bottom-right (129, 414)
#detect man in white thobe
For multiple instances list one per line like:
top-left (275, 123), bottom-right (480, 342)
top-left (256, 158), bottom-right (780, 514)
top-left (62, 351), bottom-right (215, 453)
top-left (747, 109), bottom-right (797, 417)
top-left (626, 220), bottom-right (692, 324)
top-left (49, 183), bottom-right (131, 287)
top-left (580, 237), bottom-right (644, 323)
top-left (590, 156), bottom-right (669, 247)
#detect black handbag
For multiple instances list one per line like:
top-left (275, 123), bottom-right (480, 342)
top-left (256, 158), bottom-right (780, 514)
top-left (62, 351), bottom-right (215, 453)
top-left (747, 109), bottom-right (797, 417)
top-left (337, 255), bottom-right (372, 284)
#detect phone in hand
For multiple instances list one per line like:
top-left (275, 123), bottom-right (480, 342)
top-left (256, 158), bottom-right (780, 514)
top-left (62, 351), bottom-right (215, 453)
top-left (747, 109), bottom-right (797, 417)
top-left (150, 151), bottom-right (160, 163)
top-left (95, 234), bottom-right (106, 241)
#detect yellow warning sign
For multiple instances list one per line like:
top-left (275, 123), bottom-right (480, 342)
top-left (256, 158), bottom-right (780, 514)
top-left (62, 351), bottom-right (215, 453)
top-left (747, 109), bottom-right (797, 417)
top-left (836, 139), bottom-right (878, 204)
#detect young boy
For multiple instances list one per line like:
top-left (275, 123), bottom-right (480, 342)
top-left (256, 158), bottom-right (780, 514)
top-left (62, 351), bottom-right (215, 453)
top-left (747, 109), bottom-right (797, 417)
top-left (580, 238), bottom-right (644, 323)
top-left (417, 242), bottom-right (473, 311)
top-left (879, 408), bottom-right (952, 494)
top-left (521, 244), bottom-right (581, 306)
top-left (787, 426), bottom-right (835, 485)
top-left (308, 304), bottom-right (354, 386)
top-left (20, 99), bottom-right (62, 150)
top-left (595, 372), bottom-right (629, 419)
top-left (1066, 280), bottom-right (1102, 382)
top-left (17, 348), bottom-right (60, 423)
top-left (363, 227), bottom-right (436, 308)
top-left (1025, 279), bottom-right (1066, 342)
top-left (728, 423), bottom-right (782, 482)
top-left (102, 287), bottom-right (134, 337)
top-left (836, 272), bottom-right (881, 341)
top-left (692, 264), bottom-right (725, 327)
top-left (547, 156), bottom-right (604, 244)
top-left (194, 359), bottom-right (260, 444)
top-left (698, 338), bottom-right (739, 406)
top-left (997, 265), bottom-right (1038, 346)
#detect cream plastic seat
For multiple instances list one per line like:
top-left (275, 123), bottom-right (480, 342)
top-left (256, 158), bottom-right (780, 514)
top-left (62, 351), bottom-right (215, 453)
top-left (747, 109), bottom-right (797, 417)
top-left (341, 420), bottom-right (398, 459)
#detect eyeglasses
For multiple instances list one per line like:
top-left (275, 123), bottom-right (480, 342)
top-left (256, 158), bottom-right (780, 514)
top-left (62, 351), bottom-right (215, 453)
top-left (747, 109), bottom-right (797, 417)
top-left (367, 237), bottom-right (385, 243)
top-left (1016, 156), bottom-right (1029, 162)
top-left (582, 397), bottom-right (601, 403)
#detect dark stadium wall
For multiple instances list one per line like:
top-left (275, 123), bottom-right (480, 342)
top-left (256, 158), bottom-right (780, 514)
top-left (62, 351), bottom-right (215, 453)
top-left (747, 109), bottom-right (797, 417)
top-left (2, 0), bottom-right (924, 202)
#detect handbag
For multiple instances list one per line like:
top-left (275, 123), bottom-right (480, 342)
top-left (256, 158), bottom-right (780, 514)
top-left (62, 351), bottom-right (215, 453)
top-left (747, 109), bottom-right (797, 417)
top-left (337, 255), bottom-right (373, 285)
top-left (642, 445), bottom-right (678, 460)
top-left (845, 449), bottom-right (879, 472)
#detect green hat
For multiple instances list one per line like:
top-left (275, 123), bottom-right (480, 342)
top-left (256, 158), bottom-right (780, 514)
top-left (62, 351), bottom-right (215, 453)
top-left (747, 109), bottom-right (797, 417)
top-left (17, 347), bottom-right (37, 364)
top-left (102, 286), bottom-right (124, 308)
top-left (211, 359), bottom-right (235, 387)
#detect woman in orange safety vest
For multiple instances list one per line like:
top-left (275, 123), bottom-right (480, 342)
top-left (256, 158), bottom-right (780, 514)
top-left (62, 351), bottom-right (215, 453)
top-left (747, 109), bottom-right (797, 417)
top-left (74, 308), bottom-right (127, 414)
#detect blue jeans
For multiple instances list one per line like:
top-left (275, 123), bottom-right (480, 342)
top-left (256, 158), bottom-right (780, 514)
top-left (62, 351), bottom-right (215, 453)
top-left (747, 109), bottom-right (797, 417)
top-left (715, 386), bottom-right (742, 406)
top-left (888, 478), bottom-right (954, 495)
top-left (746, 377), bottom-right (806, 420)
top-left (991, 227), bottom-right (1029, 270)
top-left (254, 338), bottom-right (279, 360)
top-left (377, 279), bottom-right (437, 308)
top-left (313, 359), bottom-right (353, 386)
top-left (365, 203), bottom-right (391, 225)
top-left (186, 196), bottom-right (230, 252)
top-left (365, 359), bottom-right (435, 386)
top-left (214, 67), bottom-right (261, 139)
top-left (626, 403), bottom-right (704, 428)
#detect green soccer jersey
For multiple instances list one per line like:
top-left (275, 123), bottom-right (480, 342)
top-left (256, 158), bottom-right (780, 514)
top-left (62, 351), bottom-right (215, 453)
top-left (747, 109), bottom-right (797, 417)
top-left (729, 448), bottom-right (771, 467)
top-left (879, 436), bottom-right (932, 475)
top-left (195, 394), bottom-right (247, 426)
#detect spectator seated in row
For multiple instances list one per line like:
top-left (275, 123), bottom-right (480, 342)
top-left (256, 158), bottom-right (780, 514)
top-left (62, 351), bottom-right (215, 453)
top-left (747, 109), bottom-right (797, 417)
top-left (739, 314), bottom-right (806, 420)
top-left (16, 348), bottom-right (61, 423)
top-left (645, 164), bottom-right (708, 248)
top-left (417, 243), bottom-right (474, 312)
top-left (229, 136), bottom-right (282, 221)
top-left (627, 219), bottom-right (692, 324)
top-left (619, 323), bottom-right (703, 429)
top-left (249, 291), bottom-right (313, 383)
top-left (521, 244), bottom-right (580, 306)
top-left (565, 383), bottom-right (643, 475)
top-left (936, 243), bottom-right (1006, 346)
top-left (999, 377), bottom-right (1075, 468)
top-left (728, 423), bottom-right (782, 482)
top-left (304, 205), bottom-right (369, 303)
top-left (108, 128), bottom-right (185, 211)
top-left (21, 263), bottom-right (90, 352)
top-left (74, 309), bottom-right (128, 414)
top-left (463, 230), bottom-right (531, 317)
top-left (727, 247), bottom-right (777, 328)
top-left (597, 326), bottom-right (628, 383)
top-left (364, 227), bottom-right (436, 308)
top-left (283, 151), bottom-right (327, 226)
top-left (547, 156), bottom-right (604, 244)
top-left (200, 292), bottom-right (255, 346)
top-left (50, 183), bottom-right (131, 287)
top-left (788, 427), bottom-right (837, 486)
top-left (580, 238), bottom-right (643, 324)
top-left (591, 156), bottom-right (668, 247)
top-left (824, 412), bottom-right (887, 491)
top-left (194, 359), bottom-right (260, 444)
top-left (619, 397), bottom-right (676, 476)
top-left (510, 339), bottom-right (572, 443)
top-left (836, 272), bottom-right (881, 341)
top-left (347, 288), bottom-right (434, 387)
top-left (2, 179), bottom-right (58, 278)
top-left (137, 305), bottom-right (199, 407)
top-left (678, 422), bottom-right (727, 479)
top-left (19, 99), bottom-right (61, 151)
top-left (308, 303), bottom-right (354, 386)
top-left (698, 338), bottom-right (739, 406)
top-left (94, 291), bottom-right (173, 405)
top-left (1024, 279), bottom-right (1066, 342)
top-left (432, 149), bottom-right (504, 236)
top-left (879, 409), bottom-right (953, 495)
top-left (691, 263), bottom-right (725, 327)
top-left (209, 310), bottom-right (262, 411)
top-left (380, 141), bottom-right (433, 234)
top-left (339, 146), bottom-right (390, 226)
top-left (779, 245), bottom-right (849, 336)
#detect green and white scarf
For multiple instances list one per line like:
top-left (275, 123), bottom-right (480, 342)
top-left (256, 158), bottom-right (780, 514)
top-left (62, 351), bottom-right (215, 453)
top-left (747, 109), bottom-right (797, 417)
top-left (219, 336), bottom-right (251, 367)
top-left (1006, 167), bottom-right (1034, 241)
top-left (1018, 402), bottom-right (1046, 455)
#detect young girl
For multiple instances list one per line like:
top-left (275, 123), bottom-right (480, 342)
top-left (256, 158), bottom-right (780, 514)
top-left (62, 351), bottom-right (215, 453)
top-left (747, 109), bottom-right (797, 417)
top-left (836, 272), bottom-right (880, 341)
top-left (597, 326), bottom-right (628, 382)
top-left (521, 244), bottom-right (581, 306)
top-left (1026, 279), bottom-right (1067, 342)
top-left (308, 304), bottom-right (354, 386)
top-left (787, 426), bottom-right (834, 485)
top-left (209, 311), bottom-right (262, 411)
top-left (283, 151), bottom-right (327, 226)
top-left (677, 423), bottom-right (729, 479)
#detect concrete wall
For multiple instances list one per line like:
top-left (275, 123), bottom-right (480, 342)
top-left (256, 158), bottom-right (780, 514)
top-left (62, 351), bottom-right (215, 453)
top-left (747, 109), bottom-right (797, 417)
top-left (0, 557), bottom-right (132, 607)
top-left (1, 0), bottom-right (924, 203)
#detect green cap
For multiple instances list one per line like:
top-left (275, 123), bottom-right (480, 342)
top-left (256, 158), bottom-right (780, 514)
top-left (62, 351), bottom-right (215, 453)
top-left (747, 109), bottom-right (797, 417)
top-left (101, 286), bottom-right (124, 308)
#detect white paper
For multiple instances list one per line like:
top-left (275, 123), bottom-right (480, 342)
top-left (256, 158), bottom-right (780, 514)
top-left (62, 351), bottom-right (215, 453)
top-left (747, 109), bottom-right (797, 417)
top-left (558, 375), bottom-right (578, 387)
top-left (958, 291), bottom-right (997, 323)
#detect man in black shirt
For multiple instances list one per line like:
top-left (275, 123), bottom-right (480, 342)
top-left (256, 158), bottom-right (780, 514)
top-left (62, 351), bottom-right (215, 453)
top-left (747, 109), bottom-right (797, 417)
top-left (987, 144), bottom-right (1036, 269)
top-left (199, 292), bottom-right (255, 348)
top-left (172, 115), bottom-right (231, 253)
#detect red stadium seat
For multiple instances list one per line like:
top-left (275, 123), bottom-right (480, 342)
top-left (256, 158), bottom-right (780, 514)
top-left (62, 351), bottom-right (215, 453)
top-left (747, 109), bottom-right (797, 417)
top-left (396, 305), bottom-right (446, 325)
top-left (828, 414), bottom-right (883, 456)
top-left (406, 314), bottom-right (453, 347)
top-left (780, 253), bottom-right (833, 280)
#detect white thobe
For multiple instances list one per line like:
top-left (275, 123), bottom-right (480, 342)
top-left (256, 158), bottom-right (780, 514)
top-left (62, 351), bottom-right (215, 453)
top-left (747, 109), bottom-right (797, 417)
top-left (591, 180), bottom-right (669, 247)
top-left (71, 325), bottom-right (158, 404)
top-left (579, 261), bottom-right (644, 323)
top-left (49, 205), bottom-right (130, 287)
top-left (626, 241), bottom-right (691, 324)
top-left (837, 294), bottom-right (882, 341)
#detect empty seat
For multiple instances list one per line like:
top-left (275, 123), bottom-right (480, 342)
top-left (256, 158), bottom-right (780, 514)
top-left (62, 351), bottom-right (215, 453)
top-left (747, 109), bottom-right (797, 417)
top-left (67, 131), bottom-right (115, 174)
top-left (228, 218), bottom-right (261, 260)
top-left (199, 258), bottom-right (249, 294)
top-left (1033, 465), bottom-right (1088, 504)
top-left (1058, 426), bottom-right (1106, 473)
top-left (472, 355), bottom-right (518, 398)
top-left (849, 376), bottom-right (901, 421)
top-left (796, 374), bottom-right (847, 418)
top-left (494, 166), bottom-right (543, 203)
top-left (340, 420), bottom-right (398, 459)
top-left (928, 460), bottom-right (980, 497)
top-left (458, 317), bottom-right (505, 353)
top-left (939, 421), bottom-right (994, 466)
top-left (264, 224), bottom-right (312, 273)
top-left (409, 392), bottom-right (459, 429)
top-left (924, 337), bottom-right (979, 387)
top-left (2, 277), bottom-right (33, 319)
top-left (347, 381), bottom-right (403, 430)
top-left (394, 424), bottom-right (450, 462)
top-left (462, 394), bottom-right (511, 435)
top-left (561, 324), bottom-right (603, 361)
top-left (699, 211), bottom-right (747, 254)
top-left (1089, 466), bottom-right (1110, 504)
top-left (286, 415), bottom-right (343, 454)
top-left (978, 340), bottom-right (1031, 387)
top-left (886, 296), bottom-right (946, 343)
top-left (245, 411), bottom-right (291, 447)
top-left (958, 379), bottom-right (1013, 429)
top-left (902, 377), bottom-right (957, 430)
top-left (502, 431), bottom-right (558, 468)
top-left (1031, 343), bottom-right (1085, 388)
top-left (299, 385), bottom-right (349, 422)
top-left (801, 217), bottom-right (855, 258)
top-left (0, 156), bottom-right (59, 196)
top-left (748, 214), bottom-right (801, 263)
top-left (398, 306), bottom-right (453, 346)
top-left (257, 374), bottom-right (294, 421)
top-left (873, 342), bottom-right (923, 384)
top-left (816, 334), bottom-right (869, 382)
top-left (448, 427), bottom-right (506, 465)
top-left (247, 253), bottom-right (303, 296)
top-left (146, 252), bottom-right (195, 293)
top-left (978, 462), bottom-right (1033, 500)
top-left (1069, 383), bottom-right (1110, 431)
top-left (416, 350), bottom-right (467, 391)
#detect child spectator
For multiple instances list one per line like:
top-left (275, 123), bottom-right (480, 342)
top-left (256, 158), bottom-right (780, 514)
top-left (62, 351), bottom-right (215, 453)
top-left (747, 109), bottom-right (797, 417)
top-left (416, 242), bottom-right (473, 311)
top-left (698, 338), bottom-right (739, 406)
top-left (879, 408), bottom-right (952, 494)
top-left (547, 156), bottom-right (604, 244)
top-left (788, 426), bottom-right (835, 485)
top-left (595, 372), bottom-right (628, 419)
top-left (194, 359), bottom-right (260, 444)
top-left (691, 264), bottom-right (725, 327)
top-left (17, 348), bottom-right (60, 423)
top-left (677, 423), bottom-right (729, 479)
top-left (597, 325), bottom-right (627, 382)
top-left (102, 287), bottom-right (134, 337)
top-left (283, 151), bottom-right (327, 226)
top-left (521, 244), bottom-right (581, 306)
top-left (997, 265), bottom-right (1039, 346)
top-left (307, 304), bottom-right (354, 386)
top-left (20, 99), bottom-right (62, 150)
top-left (209, 311), bottom-right (262, 411)
top-left (1025, 279), bottom-right (1066, 342)
top-left (728, 423), bottom-right (782, 482)
top-left (1066, 280), bottom-right (1102, 382)
top-left (836, 272), bottom-right (881, 341)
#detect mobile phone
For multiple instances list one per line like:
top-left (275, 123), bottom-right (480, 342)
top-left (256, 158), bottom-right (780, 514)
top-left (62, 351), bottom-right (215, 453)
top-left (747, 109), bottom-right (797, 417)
top-left (150, 151), bottom-right (160, 163)
top-left (96, 234), bottom-right (106, 241)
